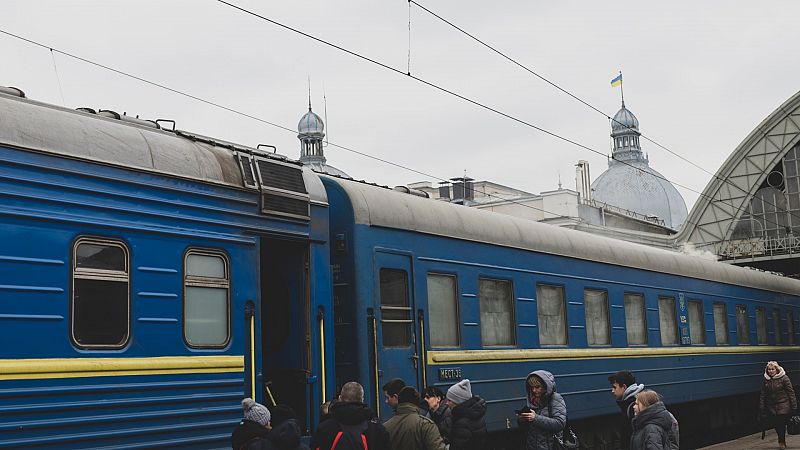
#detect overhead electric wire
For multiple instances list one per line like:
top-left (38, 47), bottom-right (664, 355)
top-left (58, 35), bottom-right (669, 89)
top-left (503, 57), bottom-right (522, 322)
top-left (0, 29), bottom-right (572, 220)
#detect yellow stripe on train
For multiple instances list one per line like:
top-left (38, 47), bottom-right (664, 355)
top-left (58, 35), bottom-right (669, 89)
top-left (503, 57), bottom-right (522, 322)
top-left (0, 355), bottom-right (244, 380)
top-left (427, 345), bottom-right (800, 365)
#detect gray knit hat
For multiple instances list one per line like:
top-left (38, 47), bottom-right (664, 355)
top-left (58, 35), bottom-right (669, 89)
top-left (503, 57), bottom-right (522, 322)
top-left (446, 379), bottom-right (472, 405)
top-left (242, 398), bottom-right (271, 427)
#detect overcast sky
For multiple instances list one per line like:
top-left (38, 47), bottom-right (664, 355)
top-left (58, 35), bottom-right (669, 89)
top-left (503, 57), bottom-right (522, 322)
top-left (3, 1), bottom-right (800, 211)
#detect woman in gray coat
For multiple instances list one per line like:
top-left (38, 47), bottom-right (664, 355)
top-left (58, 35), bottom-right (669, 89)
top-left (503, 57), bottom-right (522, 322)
top-left (516, 370), bottom-right (566, 450)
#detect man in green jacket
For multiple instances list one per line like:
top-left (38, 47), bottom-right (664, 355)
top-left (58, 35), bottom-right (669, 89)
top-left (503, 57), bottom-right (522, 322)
top-left (384, 386), bottom-right (446, 450)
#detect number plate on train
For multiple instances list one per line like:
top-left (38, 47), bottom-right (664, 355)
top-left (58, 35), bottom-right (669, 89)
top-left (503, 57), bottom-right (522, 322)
top-left (438, 367), bottom-right (462, 381)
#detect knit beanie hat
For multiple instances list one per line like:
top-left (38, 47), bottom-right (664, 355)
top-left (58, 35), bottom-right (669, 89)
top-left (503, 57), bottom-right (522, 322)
top-left (446, 379), bottom-right (473, 405)
top-left (242, 398), bottom-right (271, 427)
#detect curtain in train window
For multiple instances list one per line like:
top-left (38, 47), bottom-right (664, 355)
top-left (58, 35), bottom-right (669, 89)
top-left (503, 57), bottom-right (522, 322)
top-left (773, 309), bottom-right (783, 345)
top-left (585, 289), bottom-right (610, 346)
top-left (713, 303), bottom-right (729, 345)
top-left (687, 300), bottom-right (705, 345)
top-left (184, 251), bottom-right (230, 347)
top-left (624, 293), bottom-right (647, 345)
top-left (736, 305), bottom-right (750, 345)
top-left (537, 284), bottom-right (567, 346)
top-left (787, 310), bottom-right (796, 345)
top-left (72, 239), bottom-right (130, 348)
top-left (479, 278), bottom-right (515, 346)
top-left (427, 274), bottom-right (459, 347)
top-left (379, 269), bottom-right (411, 348)
top-left (756, 307), bottom-right (768, 345)
top-left (658, 297), bottom-right (678, 345)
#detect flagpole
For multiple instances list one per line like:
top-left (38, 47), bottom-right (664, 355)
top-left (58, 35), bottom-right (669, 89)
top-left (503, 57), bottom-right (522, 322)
top-left (619, 70), bottom-right (625, 107)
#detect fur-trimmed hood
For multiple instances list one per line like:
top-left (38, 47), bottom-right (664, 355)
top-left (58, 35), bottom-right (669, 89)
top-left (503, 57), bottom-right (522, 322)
top-left (765, 361), bottom-right (787, 380)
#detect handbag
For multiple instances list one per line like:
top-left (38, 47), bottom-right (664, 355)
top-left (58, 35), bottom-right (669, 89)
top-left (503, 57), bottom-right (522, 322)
top-left (788, 415), bottom-right (800, 435)
top-left (548, 397), bottom-right (580, 450)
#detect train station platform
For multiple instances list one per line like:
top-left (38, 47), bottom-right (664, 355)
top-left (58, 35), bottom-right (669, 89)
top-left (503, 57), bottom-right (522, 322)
top-left (701, 431), bottom-right (797, 449)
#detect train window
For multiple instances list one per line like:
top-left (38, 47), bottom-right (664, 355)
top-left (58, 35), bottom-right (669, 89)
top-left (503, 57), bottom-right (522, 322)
top-left (537, 284), bottom-right (567, 346)
top-left (756, 307), bottom-right (768, 345)
top-left (687, 300), bottom-right (705, 345)
top-left (624, 293), bottom-right (647, 345)
top-left (773, 309), bottom-right (783, 345)
top-left (658, 296), bottom-right (678, 345)
top-left (736, 305), bottom-right (750, 345)
top-left (479, 278), bottom-right (515, 346)
top-left (71, 238), bottom-right (130, 348)
top-left (379, 269), bottom-right (412, 348)
top-left (427, 274), bottom-right (460, 347)
top-left (787, 310), bottom-right (796, 345)
top-left (585, 289), bottom-right (610, 346)
top-left (713, 303), bottom-right (729, 345)
top-left (184, 251), bottom-right (230, 347)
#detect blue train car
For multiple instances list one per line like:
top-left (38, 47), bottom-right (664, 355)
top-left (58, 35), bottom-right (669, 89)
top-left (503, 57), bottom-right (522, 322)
top-left (322, 175), bottom-right (800, 446)
top-left (0, 88), bottom-right (333, 448)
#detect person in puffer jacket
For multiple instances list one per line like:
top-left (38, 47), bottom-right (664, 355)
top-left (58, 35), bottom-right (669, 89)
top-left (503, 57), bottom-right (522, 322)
top-left (516, 370), bottom-right (566, 450)
top-left (760, 361), bottom-right (797, 450)
top-left (441, 379), bottom-right (487, 450)
top-left (630, 390), bottom-right (679, 450)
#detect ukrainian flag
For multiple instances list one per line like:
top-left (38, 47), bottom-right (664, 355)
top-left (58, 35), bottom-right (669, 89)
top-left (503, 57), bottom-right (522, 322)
top-left (610, 73), bottom-right (623, 87)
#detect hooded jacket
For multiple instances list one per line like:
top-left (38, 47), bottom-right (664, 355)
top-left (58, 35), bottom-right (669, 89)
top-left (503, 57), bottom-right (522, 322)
top-left (630, 401), bottom-right (678, 450)
top-left (309, 401), bottom-right (390, 450)
top-left (383, 402), bottom-right (446, 450)
top-left (518, 370), bottom-right (567, 450)
top-left (232, 419), bottom-right (269, 450)
top-left (760, 363), bottom-right (798, 416)
top-left (440, 396), bottom-right (487, 450)
top-left (616, 383), bottom-right (645, 449)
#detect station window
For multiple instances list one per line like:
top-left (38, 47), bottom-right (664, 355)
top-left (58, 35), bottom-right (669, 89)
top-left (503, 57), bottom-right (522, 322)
top-left (585, 289), bottom-right (610, 346)
top-left (687, 300), bottom-right (705, 345)
top-left (184, 250), bottom-right (230, 347)
top-left (537, 284), bottom-right (567, 346)
top-left (787, 310), bottom-right (796, 345)
top-left (379, 269), bottom-right (412, 348)
top-left (624, 293), bottom-right (647, 345)
top-left (71, 238), bottom-right (130, 348)
top-left (756, 307), bottom-right (768, 345)
top-left (427, 274), bottom-right (460, 347)
top-left (773, 309), bottom-right (783, 345)
top-left (658, 296), bottom-right (678, 345)
top-left (713, 303), bottom-right (729, 345)
top-left (736, 305), bottom-right (750, 345)
top-left (479, 278), bottom-right (515, 346)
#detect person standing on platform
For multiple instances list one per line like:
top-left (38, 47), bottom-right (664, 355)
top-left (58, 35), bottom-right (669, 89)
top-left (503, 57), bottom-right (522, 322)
top-left (609, 370), bottom-right (645, 449)
top-left (382, 378), bottom-right (406, 412)
top-left (422, 386), bottom-right (450, 437)
top-left (630, 390), bottom-right (679, 450)
top-left (760, 361), bottom-right (797, 450)
top-left (384, 386), bottom-right (446, 450)
top-left (310, 381), bottom-right (390, 450)
top-left (441, 379), bottom-right (487, 450)
top-left (516, 370), bottom-right (566, 450)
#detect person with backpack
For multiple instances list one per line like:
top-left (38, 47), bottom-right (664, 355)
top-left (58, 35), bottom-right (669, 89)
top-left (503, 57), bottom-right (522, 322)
top-left (630, 390), bottom-right (679, 450)
top-left (384, 386), bottom-right (446, 450)
top-left (760, 361), bottom-right (797, 450)
top-left (516, 370), bottom-right (566, 450)
top-left (441, 379), bottom-right (487, 450)
top-left (310, 381), bottom-right (390, 450)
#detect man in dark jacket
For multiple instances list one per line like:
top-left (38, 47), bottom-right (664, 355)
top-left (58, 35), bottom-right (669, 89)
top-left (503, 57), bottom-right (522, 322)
top-left (384, 386), bottom-right (445, 450)
top-left (310, 381), bottom-right (390, 450)
top-left (441, 379), bottom-right (487, 450)
top-left (609, 370), bottom-right (644, 449)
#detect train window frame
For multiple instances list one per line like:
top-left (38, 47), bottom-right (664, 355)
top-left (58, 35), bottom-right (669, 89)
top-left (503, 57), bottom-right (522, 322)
top-left (687, 299), bottom-right (705, 345)
top-left (658, 296), bottom-right (679, 346)
top-left (183, 249), bottom-right (231, 349)
top-left (379, 268), bottom-right (413, 348)
top-left (584, 288), bottom-right (611, 346)
top-left (537, 283), bottom-right (568, 346)
top-left (71, 237), bottom-right (131, 349)
top-left (787, 310), bottom-right (796, 345)
top-left (426, 273), bottom-right (461, 348)
top-left (756, 307), bottom-right (768, 345)
top-left (736, 305), bottom-right (750, 345)
top-left (773, 308), bottom-right (783, 345)
top-left (478, 277), bottom-right (516, 347)
top-left (624, 292), bottom-right (647, 346)
top-left (712, 302), bottom-right (729, 345)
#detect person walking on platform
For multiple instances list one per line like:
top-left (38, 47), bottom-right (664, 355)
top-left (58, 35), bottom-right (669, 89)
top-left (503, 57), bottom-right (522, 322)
top-left (441, 379), bottom-right (487, 450)
top-left (310, 381), bottom-right (390, 450)
top-left (516, 370), bottom-right (566, 450)
top-left (760, 361), bottom-right (797, 450)
top-left (384, 386), bottom-right (446, 450)
top-left (630, 390), bottom-right (679, 450)
top-left (609, 370), bottom-right (645, 449)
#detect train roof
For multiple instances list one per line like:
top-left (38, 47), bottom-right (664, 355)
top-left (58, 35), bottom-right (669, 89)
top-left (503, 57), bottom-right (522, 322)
top-left (325, 175), bottom-right (800, 296)
top-left (0, 90), bottom-right (327, 205)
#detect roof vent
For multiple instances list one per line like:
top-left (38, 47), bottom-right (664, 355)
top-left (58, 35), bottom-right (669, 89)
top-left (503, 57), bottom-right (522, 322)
top-left (394, 186), bottom-right (430, 198)
top-left (0, 86), bottom-right (26, 98)
top-left (96, 109), bottom-right (160, 129)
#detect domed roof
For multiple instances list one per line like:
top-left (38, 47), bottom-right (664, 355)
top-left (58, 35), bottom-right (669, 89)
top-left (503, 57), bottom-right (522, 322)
top-left (591, 161), bottom-right (688, 229)
top-left (298, 109), bottom-right (324, 135)
top-left (611, 105), bottom-right (639, 132)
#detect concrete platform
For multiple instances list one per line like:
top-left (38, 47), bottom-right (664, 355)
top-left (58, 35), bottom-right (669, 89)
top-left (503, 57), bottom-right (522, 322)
top-left (701, 431), bottom-right (798, 449)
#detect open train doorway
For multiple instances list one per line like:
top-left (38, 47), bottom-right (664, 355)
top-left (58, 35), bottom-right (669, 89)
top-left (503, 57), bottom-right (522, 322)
top-left (260, 237), bottom-right (311, 433)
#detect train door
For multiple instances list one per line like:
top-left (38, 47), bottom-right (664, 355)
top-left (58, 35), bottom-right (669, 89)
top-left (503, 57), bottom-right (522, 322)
top-left (373, 250), bottom-right (419, 419)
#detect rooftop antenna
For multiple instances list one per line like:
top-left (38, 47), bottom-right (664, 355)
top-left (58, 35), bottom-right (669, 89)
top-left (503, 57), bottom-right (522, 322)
top-left (307, 76), bottom-right (312, 110)
top-left (323, 82), bottom-right (329, 147)
top-left (558, 173), bottom-right (562, 190)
